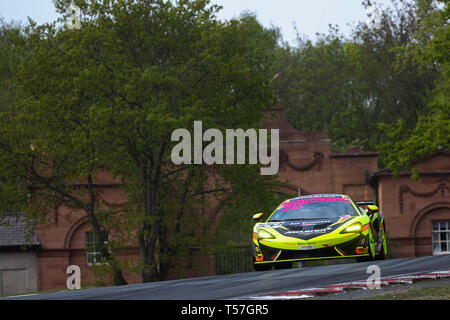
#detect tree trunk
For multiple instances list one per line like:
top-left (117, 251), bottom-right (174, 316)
top-left (86, 174), bottom-right (127, 286)
top-left (139, 169), bottom-right (160, 282)
top-left (139, 142), bottom-right (166, 283)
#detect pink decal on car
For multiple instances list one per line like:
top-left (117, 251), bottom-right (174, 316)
top-left (280, 197), bottom-right (350, 211)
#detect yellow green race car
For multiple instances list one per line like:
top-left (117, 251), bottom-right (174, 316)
top-left (252, 194), bottom-right (387, 271)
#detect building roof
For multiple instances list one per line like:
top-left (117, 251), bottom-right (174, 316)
top-left (371, 148), bottom-right (450, 178)
top-left (0, 212), bottom-right (40, 248)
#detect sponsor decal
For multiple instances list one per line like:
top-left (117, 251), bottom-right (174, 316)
top-left (280, 197), bottom-right (350, 212)
top-left (298, 245), bottom-right (315, 250)
top-left (285, 220), bottom-right (332, 226)
top-left (285, 227), bottom-right (332, 235)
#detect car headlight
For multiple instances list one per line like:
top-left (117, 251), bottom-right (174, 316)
top-left (258, 230), bottom-right (275, 239)
top-left (341, 222), bottom-right (362, 233)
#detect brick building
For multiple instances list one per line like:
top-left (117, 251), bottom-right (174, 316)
top-left (0, 212), bottom-right (40, 295)
top-left (369, 148), bottom-right (450, 258)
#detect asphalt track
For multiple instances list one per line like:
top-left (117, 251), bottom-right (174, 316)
top-left (4, 255), bottom-right (450, 300)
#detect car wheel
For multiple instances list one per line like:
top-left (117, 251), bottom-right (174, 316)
top-left (376, 225), bottom-right (387, 260)
top-left (367, 229), bottom-right (376, 260)
top-left (357, 229), bottom-right (376, 262)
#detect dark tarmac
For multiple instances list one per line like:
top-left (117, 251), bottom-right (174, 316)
top-left (3, 255), bottom-right (449, 300)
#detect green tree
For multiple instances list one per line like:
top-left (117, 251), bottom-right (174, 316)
top-left (270, 0), bottom-right (440, 157)
top-left (2, 0), bottom-right (280, 283)
top-left (0, 10), bottom-right (130, 286)
top-left (378, 0), bottom-right (449, 174)
top-left (76, 0), bottom-right (279, 282)
top-left (0, 19), bottom-right (29, 212)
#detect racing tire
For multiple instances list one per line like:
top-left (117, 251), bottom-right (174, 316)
top-left (357, 230), bottom-right (376, 262)
top-left (376, 225), bottom-right (388, 260)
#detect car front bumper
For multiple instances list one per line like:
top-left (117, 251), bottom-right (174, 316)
top-left (253, 234), bottom-right (369, 264)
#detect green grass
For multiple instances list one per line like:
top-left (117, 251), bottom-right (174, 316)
top-left (369, 283), bottom-right (450, 300)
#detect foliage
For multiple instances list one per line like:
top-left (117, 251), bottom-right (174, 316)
top-left (0, 11), bottom-right (129, 285)
top-left (378, 0), bottom-right (449, 175)
top-left (270, 0), bottom-right (446, 170)
top-left (0, 0), bottom-right (280, 283)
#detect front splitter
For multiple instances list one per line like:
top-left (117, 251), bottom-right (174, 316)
top-left (254, 254), bottom-right (369, 264)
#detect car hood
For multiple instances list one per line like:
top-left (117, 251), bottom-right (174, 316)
top-left (259, 215), bottom-right (355, 240)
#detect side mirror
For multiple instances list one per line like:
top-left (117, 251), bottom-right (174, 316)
top-left (366, 205), bottom-right (378, 215)
top-left (253, 213), bottom-right (264, 221)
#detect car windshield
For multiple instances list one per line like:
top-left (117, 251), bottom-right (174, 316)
top-left (268, 197), bottom-right (359, 221)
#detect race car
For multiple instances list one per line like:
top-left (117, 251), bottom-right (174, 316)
top-left (251, 194), bottom-right (387, 271)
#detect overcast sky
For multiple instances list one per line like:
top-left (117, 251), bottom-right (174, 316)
top-left (0, 0), bottom-right (393, 43)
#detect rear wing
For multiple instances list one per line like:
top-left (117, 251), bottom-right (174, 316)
top-left (356, 201), bottom-right (375, 206)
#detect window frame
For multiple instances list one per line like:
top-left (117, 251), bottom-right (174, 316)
top-left (431, 220), bottom-right (450, 255)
